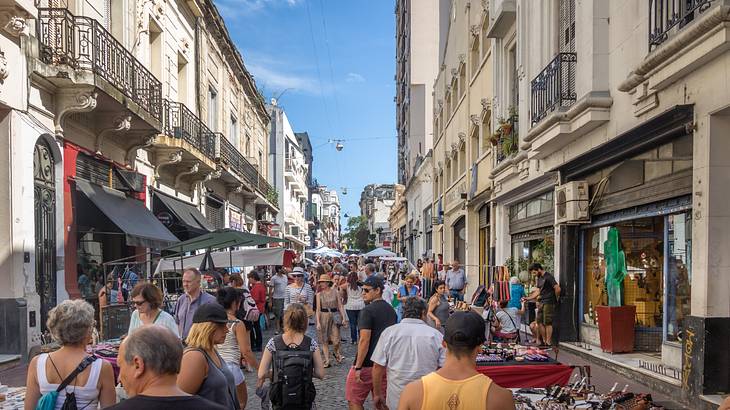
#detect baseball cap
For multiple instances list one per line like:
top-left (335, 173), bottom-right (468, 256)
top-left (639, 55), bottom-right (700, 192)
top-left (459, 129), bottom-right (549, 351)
top-left (358, 275), bottom-right (384, 290)
top-left (444, 311), bottom-right (486, 348)
top-left (192, 302), bottom-right (228, 324)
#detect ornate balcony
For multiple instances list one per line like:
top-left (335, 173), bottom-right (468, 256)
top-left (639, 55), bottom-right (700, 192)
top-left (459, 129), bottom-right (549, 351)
top-left (218, 136), bottom-right (279, 210)
top-left (160, 100), bottom-right (216, 161)
top-left (530, 53), bottom-right (577, 126)
top-left (649, 0), bottom-right (714, 49)
top-left (36, 8), bottom-right (162, 122)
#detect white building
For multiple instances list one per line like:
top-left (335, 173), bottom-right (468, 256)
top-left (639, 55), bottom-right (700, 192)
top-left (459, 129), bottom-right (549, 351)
top-left (268, 101), bottom-right (308, 253)
top-left (359, 184), bottom-right (397, 249)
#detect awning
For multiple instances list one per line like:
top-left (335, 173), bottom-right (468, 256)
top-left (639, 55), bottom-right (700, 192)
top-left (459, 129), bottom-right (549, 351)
top-left (75, 179), bottom-right (179, 249)
top-left (162, 229), bottom-right (288, 254)
top-left (152, 189), bottom-right (214, 237)
top-left (155, 247), bottom-right (285, 273)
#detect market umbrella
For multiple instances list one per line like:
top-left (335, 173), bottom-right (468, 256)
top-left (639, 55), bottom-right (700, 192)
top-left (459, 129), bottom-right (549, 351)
top-left (363, 248), bottom-right (397, 258)
top-left (162, 229), bottom-right (287, 254)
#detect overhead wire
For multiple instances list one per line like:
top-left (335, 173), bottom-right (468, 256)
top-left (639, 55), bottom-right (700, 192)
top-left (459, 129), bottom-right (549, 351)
top-left (304, 0), bottom-right (334, 135)
top-left (318, 0), bottom-right (344, 131)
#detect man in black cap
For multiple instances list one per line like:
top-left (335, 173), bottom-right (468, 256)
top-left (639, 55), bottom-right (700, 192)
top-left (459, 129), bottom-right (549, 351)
top-left (345, 275), bottom-right (397, 410)
top-left (398, 311), bottom-right (515, 410)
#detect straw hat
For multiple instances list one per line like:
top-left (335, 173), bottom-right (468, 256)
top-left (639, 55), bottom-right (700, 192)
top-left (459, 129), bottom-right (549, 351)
top-left (317, 274), bottom-right (334, 283)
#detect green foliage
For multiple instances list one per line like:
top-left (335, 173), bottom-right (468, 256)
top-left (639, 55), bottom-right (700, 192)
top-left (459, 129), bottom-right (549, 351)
top-left (343, 216), bottom-right (374, 252)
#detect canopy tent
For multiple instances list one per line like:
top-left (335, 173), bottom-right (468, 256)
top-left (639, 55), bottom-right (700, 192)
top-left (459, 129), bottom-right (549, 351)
top-left (363, 247), bottom-right (397, 258)
top-left (379, 256), bottom-right (408, 262)
top-left (305, 246), bottom-right (344, 258)
top-left (162, 229), bottom-right (287, 254)
top-left (155, 247), bottom-right (285, 274)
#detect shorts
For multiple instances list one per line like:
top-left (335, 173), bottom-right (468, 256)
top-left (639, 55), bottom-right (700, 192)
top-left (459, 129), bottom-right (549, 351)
top-left (345, 366), bottom-right (387, 405)
top-left (273, 298), bottom-right (284, 320)
top-left (226, 361), bottom-right (245, 385)
top-left (536, 303), bottom-right (555, 326)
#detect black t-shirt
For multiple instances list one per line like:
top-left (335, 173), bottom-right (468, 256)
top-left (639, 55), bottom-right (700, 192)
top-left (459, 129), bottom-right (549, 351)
top-left (537, 272), bottom-right (558, 304)
top-left (356, 299), bottom-right (397, 368)
top-left (107, 395), bottom-right (228, 410)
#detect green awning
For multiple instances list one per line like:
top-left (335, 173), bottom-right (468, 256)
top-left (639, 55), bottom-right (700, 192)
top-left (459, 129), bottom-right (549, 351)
top-left (162, 229), bottom-right (287, 254)
top-left (75, 179), bottom-right (179, 249)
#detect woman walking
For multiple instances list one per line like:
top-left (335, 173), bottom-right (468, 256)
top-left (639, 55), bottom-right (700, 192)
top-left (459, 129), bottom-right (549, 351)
top-left (24, 300), bottom-right (116, 410)
top-left (397, 274), bottom-right (420, 322)
top-left (178, 303), bottom-right (239, 409)
top-left (127, 282), bottom-right (179, 337)
top-left (248, 271), bottom-right (267, 352)
top-left (216, 287), bottom-right (259, 409)
top-left (343, 270), bottom-right (364, 344)
top-left (427, 280), bottom-right (450, 333)
top-left (257, 304), bottom-right (325, 410)
top-left (285, 267), bottom-right (314, 310)
top-left (315, 274), bottom-right (348, 367)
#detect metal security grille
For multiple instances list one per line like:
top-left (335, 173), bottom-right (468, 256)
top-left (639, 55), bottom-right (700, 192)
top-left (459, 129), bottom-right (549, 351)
top-left (76, 153), bottom-right (144, 193)
top-left (479, 205), bottom-right (490, 228)
top-left (559, 0), bottom-right (576, 53)
top-left (205, 196), bottom-right (225, 230)
top-left (34, 140), bottom-right (57, 331)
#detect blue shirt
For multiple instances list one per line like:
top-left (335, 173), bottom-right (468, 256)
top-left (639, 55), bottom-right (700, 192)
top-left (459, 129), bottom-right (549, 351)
top-left (174, 290), bottom-right (216, 340)
top-left (508, 283), bottom-right (525, 309)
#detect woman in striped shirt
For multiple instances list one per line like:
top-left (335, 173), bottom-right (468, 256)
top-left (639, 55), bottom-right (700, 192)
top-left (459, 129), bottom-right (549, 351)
top-left (285, 267), bottom-right (314, 309)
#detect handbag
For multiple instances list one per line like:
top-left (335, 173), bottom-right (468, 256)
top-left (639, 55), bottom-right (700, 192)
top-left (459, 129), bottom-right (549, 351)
top-left (36, 355), bottom-right (97, 410)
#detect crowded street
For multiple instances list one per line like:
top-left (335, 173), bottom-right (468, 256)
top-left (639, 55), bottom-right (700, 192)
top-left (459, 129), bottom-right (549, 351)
top-left (2, 0), bottom-right (730, 409)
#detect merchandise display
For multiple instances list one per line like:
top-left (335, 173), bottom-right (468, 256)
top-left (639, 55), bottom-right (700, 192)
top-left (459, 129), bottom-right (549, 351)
top-left (0, 386), bottom-right (26, 410)
top-left (476, 343), bottom-right (551, 365)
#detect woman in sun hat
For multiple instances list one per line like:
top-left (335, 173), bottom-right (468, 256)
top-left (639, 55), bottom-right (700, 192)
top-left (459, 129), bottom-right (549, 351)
top-left (315, 274), bottom-right (348, 367)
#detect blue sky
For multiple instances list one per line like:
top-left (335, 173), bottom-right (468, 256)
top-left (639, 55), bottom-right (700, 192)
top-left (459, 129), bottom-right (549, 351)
top-left (216, 0), bottom-right (397, 226)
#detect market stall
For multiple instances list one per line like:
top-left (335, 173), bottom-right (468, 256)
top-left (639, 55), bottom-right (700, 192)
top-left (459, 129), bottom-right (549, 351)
top-left (475, 343), bottom-right (573, 388)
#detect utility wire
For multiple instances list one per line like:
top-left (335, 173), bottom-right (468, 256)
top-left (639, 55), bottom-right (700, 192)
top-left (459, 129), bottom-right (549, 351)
top-left (318, 0), bottom-right (344, 131)
top-left (304, 0), bottom-right (334, 135)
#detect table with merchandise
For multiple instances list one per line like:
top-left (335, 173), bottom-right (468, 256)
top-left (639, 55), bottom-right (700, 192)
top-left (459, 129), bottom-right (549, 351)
top-left (476, 343), bottom-right (574, 388)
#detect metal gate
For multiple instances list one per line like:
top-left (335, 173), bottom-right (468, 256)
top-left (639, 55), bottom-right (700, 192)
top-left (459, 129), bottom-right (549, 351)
top-left (34, 140), bottom-right (57, 331)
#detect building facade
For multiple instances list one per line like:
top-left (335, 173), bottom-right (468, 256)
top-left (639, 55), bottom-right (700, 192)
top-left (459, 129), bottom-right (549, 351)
top-left (0, 0), bottom-right (277, 359)
top-left (268, 101), bottom-right (308, 253)
top-left (388, 184), bottom-right (407, 256)
top-left (395, 0), bottom-right (441, 264)
top-left (310, 186), bottom-right (341, 249)
top-left (432, 0), bottom-right (494, 282)
top-left (359, 184), bottom-right (397, 249)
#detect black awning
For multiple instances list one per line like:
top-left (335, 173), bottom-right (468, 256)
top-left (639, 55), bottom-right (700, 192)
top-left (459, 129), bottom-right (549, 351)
top-left (152, 190), bottom-right (214, 238)
top-left (75, 180), bottom-right (178, 249)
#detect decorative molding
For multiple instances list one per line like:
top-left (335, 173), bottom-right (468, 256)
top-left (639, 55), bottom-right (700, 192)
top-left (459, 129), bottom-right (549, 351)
top-left (155, 150), bottom-right (183, 179)
top-left (125, 135), bottom-right (156, 166)
top-left (95, 113), bottom-right (132, 154)
top-left (458, 132), bottom-right (466, 145)
top-left (206, 168), bottom-right (223, 181)
top-left (470, 114), bottom-right (480, 125)
top-left (1, 13), bottom-right (29, 37)
top-left (459, 54), bottom-right (466, 63)
top-left (481, 98), bottom-right (491, 111)
top-left (470, 24), bottom-right (481, 37)
top-left (0, 49), bottom-right (7, 84)
top-left (175, 161), bottom-right (199, 190)
top-left (55, 89), bottom-right (98, 136)
top-left (440, 63), bottom-right (446, 71)
top-left (451, 68), bottom-right (459, 77)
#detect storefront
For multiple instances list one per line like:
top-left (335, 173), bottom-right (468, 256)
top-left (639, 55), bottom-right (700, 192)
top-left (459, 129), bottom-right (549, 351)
top-left (508, 191), bottom-right (555, 282)
top-left (152, 189), bottom-right (213, 241)
top-left (557, 105), bottom-right (694, 363)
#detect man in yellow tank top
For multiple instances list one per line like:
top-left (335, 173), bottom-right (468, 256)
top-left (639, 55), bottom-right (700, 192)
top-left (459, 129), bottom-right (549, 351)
top-left (397, 311), bottom-right (515, 410)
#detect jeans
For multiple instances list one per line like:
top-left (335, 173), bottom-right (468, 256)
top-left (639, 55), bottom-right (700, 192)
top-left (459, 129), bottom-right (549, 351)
top-left (249, 319), bottom-right (263, 351)
top-left (346, 309), bottom-right (360, 343)
top-left (450, 289), bottom-right (464, 302)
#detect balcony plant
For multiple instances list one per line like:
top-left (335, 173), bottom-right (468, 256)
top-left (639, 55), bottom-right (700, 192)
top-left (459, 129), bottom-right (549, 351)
top-left (595, 227), bottom-right (636, 353)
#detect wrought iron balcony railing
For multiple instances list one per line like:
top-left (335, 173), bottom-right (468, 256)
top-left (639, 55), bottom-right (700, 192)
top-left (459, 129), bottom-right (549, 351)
top-left (37, 8), bottom-right (162, 121)
top-left (219, 136), bottom-right (278, 206)
top-left (530, 52), bottom-right (577, 126)
top-left (649, 0), bottom-right (713, 49)
top-left (161, 100), bottom-right (216, 161)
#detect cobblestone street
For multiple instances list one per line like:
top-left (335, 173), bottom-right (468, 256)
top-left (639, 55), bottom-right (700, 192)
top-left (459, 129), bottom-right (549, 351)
top-left (244, 321), bottom-right (365, 410)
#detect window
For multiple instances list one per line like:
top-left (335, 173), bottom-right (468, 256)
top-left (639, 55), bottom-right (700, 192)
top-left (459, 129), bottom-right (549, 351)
top-left (509, 191), bottom-right (554, 222)
top-left (667, 212), bottom-right (692, 342)
top-left (459, 143), bottom-right (467, 174)
top-left (208, 86), bottom-right (218, 131)
top-left (481, 13), bottom-right (490, 59)
top-left (245, 134), bottom-right (251, 156)
top-left (258, 151), bottom-right (263, 172)
top-left (177, 53), bottom-right (188, 106)
top-left (445, 159), bottom-right (452, 186)
top-left (459, 65), bottom-right (466, 97)
top-left (471, 37), bottom-right (480, 76)
top-left (148, 19), bottom-right (162, 80)
top-left (508, 45), bottom-right (518, 109)
top-left (481, 115), bottom-right (491, 154)
top-left (229, 114), bottom-right (239, 149)
top-left (471, 126), bottom-right (480, 163)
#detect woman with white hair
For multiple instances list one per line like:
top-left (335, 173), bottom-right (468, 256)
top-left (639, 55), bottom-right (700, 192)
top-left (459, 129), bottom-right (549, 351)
top-left (24, 299), bottom-right (116, 410)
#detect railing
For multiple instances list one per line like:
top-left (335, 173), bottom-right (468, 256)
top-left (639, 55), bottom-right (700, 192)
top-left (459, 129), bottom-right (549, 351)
top-left (37, 8), bottom-right (162, 121)
top-left (649, 0), bottom-right (713, 49)
top-left (530, 52), bottom-right (577, 126)
top-left (219, 136), bottom-right (278, 206)
top-left (161, 100), bottom-right (216, 160)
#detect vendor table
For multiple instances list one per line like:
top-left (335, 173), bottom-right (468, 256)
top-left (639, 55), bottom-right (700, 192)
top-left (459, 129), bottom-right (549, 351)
top-left (477, 362), bottom-right (573, 388)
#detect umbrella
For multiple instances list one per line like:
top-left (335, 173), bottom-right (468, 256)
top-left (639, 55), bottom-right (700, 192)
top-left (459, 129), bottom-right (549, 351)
top-left (155, 248), bottom-right (286, 273)
top-left (162, 229), bottom-right (287, 254)
top-left (363, 248), bottom-right (397, 258)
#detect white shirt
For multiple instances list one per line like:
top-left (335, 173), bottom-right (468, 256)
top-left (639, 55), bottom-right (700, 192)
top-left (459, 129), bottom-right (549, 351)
top-left (371, 318), bottom-right (446, 410)
top-left (382, 284), bottom-right (395, 307)
top-left (496, 307), bottom-right (521, 333)
top-left (128, 309), bottom-right (180, 338)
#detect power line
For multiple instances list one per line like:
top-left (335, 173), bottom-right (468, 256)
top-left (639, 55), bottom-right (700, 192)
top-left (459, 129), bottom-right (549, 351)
top-left (304, 0), bottom-right (334, 135)
top-left (318, 0), bottom-right (343, 131)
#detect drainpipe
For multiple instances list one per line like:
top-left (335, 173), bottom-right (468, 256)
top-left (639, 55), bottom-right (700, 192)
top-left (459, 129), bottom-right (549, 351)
top-left (194, 16), bottom-right (202, 116)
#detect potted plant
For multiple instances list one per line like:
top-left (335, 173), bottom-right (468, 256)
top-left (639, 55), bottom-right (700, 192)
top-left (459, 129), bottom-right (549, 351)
top-left (489, 129), bottom-right (501, 146)
top-left (595, 227), bottom-right (636, 353)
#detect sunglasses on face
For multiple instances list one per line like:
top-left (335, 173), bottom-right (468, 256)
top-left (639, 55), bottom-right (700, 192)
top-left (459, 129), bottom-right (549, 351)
top-left (362, 287), bottom-right (374, 293)
top-left (132, 300), bottom-right (146, 306)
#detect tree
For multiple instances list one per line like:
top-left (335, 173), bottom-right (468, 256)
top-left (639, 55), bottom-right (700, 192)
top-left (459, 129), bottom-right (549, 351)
top-left (343, 216), bottom-right (374, 252)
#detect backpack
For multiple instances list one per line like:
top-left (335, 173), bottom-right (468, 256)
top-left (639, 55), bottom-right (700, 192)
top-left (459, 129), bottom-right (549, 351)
top-left (237, 287), bottom-right (261, 322)
top-left (36, 355), bottom-right (97, 410)
top-left (269, 335), bottom-right (316, 408)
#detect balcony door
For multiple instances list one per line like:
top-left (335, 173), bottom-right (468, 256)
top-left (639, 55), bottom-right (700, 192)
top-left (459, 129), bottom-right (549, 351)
top-left (34, 139), bottom-right (58, 332)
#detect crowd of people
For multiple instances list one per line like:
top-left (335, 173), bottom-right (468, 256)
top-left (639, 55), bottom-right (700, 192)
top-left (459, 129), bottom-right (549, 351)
top-left (25, 254), bottom-right (561, 410)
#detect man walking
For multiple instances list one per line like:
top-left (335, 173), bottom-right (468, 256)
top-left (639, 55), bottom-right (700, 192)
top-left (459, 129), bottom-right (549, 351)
top-left (110, 326), bottom-right (226, 409)
top-left (523, 262), bottom-right (560, 347)
top-left (420, 257), bottom-right (435, 299)
top-left (445, 260), bottom-right (468, 302)
top-left (345, 275), bottom-right (397, 410)
top-left (268, 266), bottom-right (288, 334)
top-left (371, 297), bottom-right (445, 410)
top-left (398, 311), bottom-right (515, 410)
top-left (174, 268), bottom-right (215, 340)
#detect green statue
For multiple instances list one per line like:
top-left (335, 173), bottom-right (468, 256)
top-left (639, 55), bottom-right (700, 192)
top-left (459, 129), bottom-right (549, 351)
top-left (603, 227), bottom-right (627, 307)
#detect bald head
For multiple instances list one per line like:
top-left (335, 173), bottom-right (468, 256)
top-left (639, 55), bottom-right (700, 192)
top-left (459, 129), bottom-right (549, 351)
top-left (122, 326), bottom-right (183, 376)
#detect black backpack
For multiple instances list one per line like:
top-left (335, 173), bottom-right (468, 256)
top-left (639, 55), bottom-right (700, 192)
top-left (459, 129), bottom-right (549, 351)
top-left (269, 335), bottom-right (316, 408)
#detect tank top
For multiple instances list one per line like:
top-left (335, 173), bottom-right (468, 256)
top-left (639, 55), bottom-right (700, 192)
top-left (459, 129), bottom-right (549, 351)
top-left (344, 286), bottom-right (365, 310)
top-left (36, 353), bottom-right (103, 410)
top-left (190, 348), bottom-right (240, 410)
top-left (420, 372), bottom-right (492, 410)
top-left (217, 319), bottom-right (242, 365)
top-left (430, 295), bottom-right (450, 326)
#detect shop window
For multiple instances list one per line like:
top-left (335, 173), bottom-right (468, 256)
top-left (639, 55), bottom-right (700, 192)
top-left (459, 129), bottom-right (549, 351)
top-left (509, 229), bottom-right (554, 284)
top-left (666, 212), bottom-right (691, 343)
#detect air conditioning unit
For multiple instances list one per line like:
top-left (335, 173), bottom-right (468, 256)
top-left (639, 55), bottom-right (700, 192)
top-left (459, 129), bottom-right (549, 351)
top-left (555, 181), bottom-right (590, 224)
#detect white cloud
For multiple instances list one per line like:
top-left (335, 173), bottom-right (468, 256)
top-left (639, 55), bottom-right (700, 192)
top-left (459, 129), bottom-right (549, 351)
top-left (345, 72), bottom-right (366, 83)
top-left (247, 63), bottom-right (323, 95)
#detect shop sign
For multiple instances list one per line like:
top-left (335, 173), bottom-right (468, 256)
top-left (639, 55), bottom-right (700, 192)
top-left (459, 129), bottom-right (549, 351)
top-left (229, 210), bottom-right (243, 231)
top-left (156, 212), bottom-right (173, 227)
